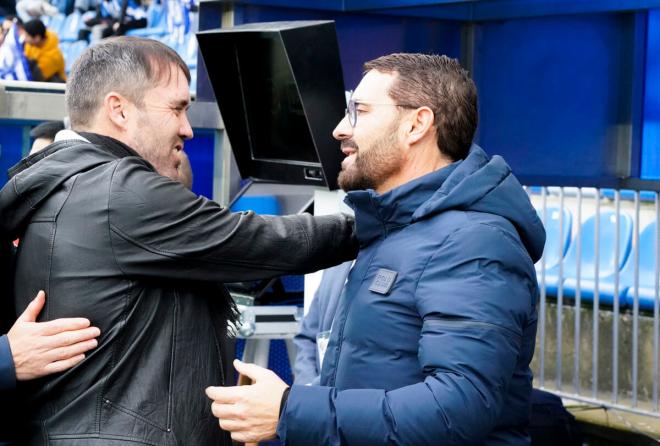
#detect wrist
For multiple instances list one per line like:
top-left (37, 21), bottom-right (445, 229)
top-left (279, 386), bottom-right (291, 418)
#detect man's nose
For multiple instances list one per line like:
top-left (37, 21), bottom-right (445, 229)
top-left (332, 115), bottom-right (352, 141)
top-left (180, 113), bottom-right (194, 140)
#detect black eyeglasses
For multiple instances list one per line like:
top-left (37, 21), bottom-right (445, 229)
top-left (344, 99), bottom-right (417, 128)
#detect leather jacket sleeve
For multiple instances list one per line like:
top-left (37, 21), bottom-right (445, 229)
top-left (107, 159), bottom-right (358, 282)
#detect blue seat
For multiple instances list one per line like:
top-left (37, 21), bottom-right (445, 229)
top-left (601, 189), bottom-right (657, 202)
top-left (59, 40), bottom-right (71, 55)
top-left (182, 33), bottom-right (197, 69)
top-left (624, 221), bottom-right (660, 311)
top-left (65, 40), bottom-right (88, 74)
top-left (44, 13), bottom-right (66, 35)
top-left (546, 211), bottom-right (633, 307)
top-left (535, 207), bottom-right (572, 274)
top-left (126, 2), bottom-right (167, 37)
top-left (188, 67), bottom-right (196, 93)
top-left (58, 11), bottom-right (84, 42)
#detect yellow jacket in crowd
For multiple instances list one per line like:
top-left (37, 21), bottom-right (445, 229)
top-left (24, 29), bottom-right (66, 82)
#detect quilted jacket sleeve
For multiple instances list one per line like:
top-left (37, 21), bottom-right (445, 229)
top-left (277, 224), bottom-right (537, 446)
top-left (0, 335), bottom-right (16, 391)
top-left (107, 159), bottom-right (358, 282)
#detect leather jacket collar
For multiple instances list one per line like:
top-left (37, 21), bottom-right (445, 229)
top-left (78, 132), bottom-right (141, 159)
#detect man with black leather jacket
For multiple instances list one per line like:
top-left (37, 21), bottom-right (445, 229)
top-left (0, 37), bottom-right (357, 445)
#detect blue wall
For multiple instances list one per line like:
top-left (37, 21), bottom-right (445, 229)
top-left (197, 4), bottom-right (462, 101)
top-left (187, 129), bottom-right (216, 199)
top-left (198, 3), bottom-right (654, 185)
top-left (474, 13), bottom-right (636, 182)
top-left (0, 123), bottom-right (26, 185)
top-left (235, 5), bottom-right (462, 90)
top-left (642, 10), bottom-right (660, 180)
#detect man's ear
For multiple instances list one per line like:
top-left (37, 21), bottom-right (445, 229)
top-left (405, 106), bottom-right (435, 146)
top-left (104, 92), bottom-right (130, 130)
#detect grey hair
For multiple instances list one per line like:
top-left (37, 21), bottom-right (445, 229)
top-left (66, 36), bottom-right (190, 129)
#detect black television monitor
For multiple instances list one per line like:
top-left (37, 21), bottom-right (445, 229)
top-left (197, 21), bottom-right (346, 189)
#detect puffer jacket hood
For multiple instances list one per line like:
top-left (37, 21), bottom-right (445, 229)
top-left (345, 144), bottom-right (545, 263)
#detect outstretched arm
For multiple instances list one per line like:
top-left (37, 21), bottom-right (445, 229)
top-left (109, 161), bottom-right (358, 283)
top-left (1, 291), bottom-right (100, 390)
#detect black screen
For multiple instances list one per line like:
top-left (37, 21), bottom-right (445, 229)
top-left (236, 34), bottom-right (318, 163)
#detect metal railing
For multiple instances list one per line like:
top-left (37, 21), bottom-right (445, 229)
top-left (530, 186), bottom-right (660, 418)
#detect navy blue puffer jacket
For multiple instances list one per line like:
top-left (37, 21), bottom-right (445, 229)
top-left (278, 145), bottom-right (546, 445)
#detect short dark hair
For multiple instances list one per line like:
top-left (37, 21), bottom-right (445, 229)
top-left (30, 121), bottom-right (65, 140)
top-left (66, 36), bottom-right (191, 129)
top-left (23, 19), bottom-right (46, 39)
top-left (364, 53), bottom-right (477, 161)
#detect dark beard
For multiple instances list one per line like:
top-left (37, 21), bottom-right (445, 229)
top-left (338, 162), bottom-right (377, 191)
top-left (337, 130), bottom-right (403, 192)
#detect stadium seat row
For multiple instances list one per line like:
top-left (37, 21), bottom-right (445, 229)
top-left (538, 207), bottom-right (659, 311)
top-left (49, 6), bottom-right (198, 88)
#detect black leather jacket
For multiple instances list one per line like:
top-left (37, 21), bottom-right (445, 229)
top-left (0, 135), bottom-right (357, 445)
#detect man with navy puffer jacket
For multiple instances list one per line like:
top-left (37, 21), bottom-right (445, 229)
top-left (207, 53), bottom-right (546, 446)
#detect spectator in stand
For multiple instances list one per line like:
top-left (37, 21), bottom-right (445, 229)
top-left (1, 15), bottom-right (18, 34)
top-left (167, 0), bottom-right (195, 45)
top-left (15, 0), bottom-right (58, 24)
top-left (80, 0), bottom-right (146, 41)
top-left (0, 17), bottom-right (32, 81)
top-left (20, 18), bottom-right (65, 82)
top-left (0, 16), bottom-right (15, 47)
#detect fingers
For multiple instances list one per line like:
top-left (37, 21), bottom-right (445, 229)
top-left (44, 338), bottom-right (98, 362)
top-left (219, 419), bottom-right (243, 433)
top-left (42, 353), bottom-right (86, 375)
top-left (40, 318), bottom-right (93, 336)
top-left (211, 401), bottom-right (246, 421)
top-left (213, 408), bottom-right (262, 443)
top-left (233, 359), bottom-right (269, 382)
top-left (17, 290), bottom-right (46, 322)
top-left (205, 386), bottom-right (223, 400)
top-left (46, 326), bottom-right (100, 348)
top-left (206, 385), bottom-right (244, 404)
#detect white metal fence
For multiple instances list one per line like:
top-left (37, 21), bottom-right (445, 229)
top-left (530, 187), bottom-right (660, 418)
